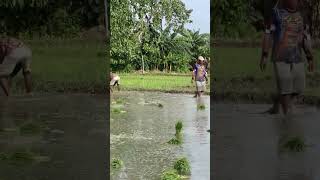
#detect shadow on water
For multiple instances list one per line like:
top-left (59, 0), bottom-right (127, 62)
top-left (213, 103), bottom-right (320, 180)
top-left (0, 94), bottom-right (108, 180)
top-left (110, 91), bottom-right (210, 180)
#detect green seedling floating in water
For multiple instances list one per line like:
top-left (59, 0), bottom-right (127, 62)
top-left (115, 98), bottom-right (125, 104)
top-left (111, 108), bottom-right (126, 114)
top-left (175, 121), bottom-right (183, 135)
top-left (197, 104), bottom-right (206, 110)
top-left (282, 136), bottom-right (307, 152)
top-left (168, 137), bottom-right (182, 145)
top-left (111, 158), bottom-right (123, 169)
top-left (174, 157), bottom-right (191, 175)
top-left (161, 169), bottom-right (181, 180)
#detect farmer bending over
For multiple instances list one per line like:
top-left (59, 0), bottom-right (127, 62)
top-left (110, 72), bottom-right (120, 92)
top-left (0, 37), bottom-right (32, 96)
top-left (192, 56), bottom-right (208, 98)
top-left (260, 0), bottom-right (314, 115)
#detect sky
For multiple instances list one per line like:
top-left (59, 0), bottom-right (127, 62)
top-left (182, 0), bottom-right (210, 34)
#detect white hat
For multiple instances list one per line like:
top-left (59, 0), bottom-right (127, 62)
top-left (198, 56), bottom-right (205, 61)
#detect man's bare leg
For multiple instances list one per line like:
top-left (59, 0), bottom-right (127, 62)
top-left (23, 72), bottom-right (32, 94)
top-left (280, 94), bottom-right (291, 115)
top-left (0, 77), bottom-right (10, 96)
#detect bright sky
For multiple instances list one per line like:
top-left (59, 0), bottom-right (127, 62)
top-left (182, 0), bottom-right (210, 34)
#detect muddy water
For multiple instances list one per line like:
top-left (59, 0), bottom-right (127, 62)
top-left (0, 94), bottom-right (108, 180)
top-left (110, 91), bottom-right (210, 180)
top-left (213, 103), bottom-right (320, 180)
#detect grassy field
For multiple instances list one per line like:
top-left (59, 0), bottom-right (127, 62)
top-left (213, 47), bottom-right (320, 104)
top-left (9, 39), bottom-right (107, 94)
top-left (117, 73), bottom-right (210, 94)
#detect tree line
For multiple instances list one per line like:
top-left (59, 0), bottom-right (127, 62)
top-left (110, 0), bottom-right (210, 73)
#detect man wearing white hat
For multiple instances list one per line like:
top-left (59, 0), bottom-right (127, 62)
top-left (192, 56), bottom-right (208, 97)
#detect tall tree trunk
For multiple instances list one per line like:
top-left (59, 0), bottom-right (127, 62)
top-left (141, 54), bottom-right (145, 74)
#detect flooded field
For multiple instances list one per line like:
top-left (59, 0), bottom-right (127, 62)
top-left (110, 91), bottom-right (210, 180)
top-left (213, 103), bottom-right (320, 180)
top-left (0, 94), bottom-right (107, 180)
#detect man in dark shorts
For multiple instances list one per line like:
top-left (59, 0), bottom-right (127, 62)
top-left (0, 37), bottom-right (32, 96)
top-left (260, 0), bottom-right (314, 115)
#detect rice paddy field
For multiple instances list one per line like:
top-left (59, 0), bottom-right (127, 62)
top-left (117, 73), bottom-right (210, 94)
top-left (7, 39), bottom-right (106, 94)
top-left (213, 47), bottom-right (320, 104)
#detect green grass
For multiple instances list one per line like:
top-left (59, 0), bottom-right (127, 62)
top-left (175, 121), bottom-right (183, 135)
top-left (213, 47), bottom-right (320, 103)
top-left (10, 39), bottom-right (106, 93)
top-left (118, 73), bottom-right (210, 94)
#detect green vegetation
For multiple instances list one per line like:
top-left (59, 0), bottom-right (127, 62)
top-left (9, 39), bottom-right (106, 94)
top-left (282, 137), bottom-right (307, 152)
top-left (117, 73), bottom-right (210, 93)
top-left (111, 0), bottom-right (209, 73)
top-left (175, 121), bottom-right (183, 135)
top-left (161, 169), bottom-right (181, 180)
top-left (168, 121), bottom-right (184, 145)
top-left (173, 157), bottom-right (191, 175)
top-left (1, 0), bottom-right (103, 38)
top-left (213, 48), bottom-right (320, 103)
top-left (213, 0), bottom-right (320, 39)
top-left (197, 104), bottom-right (206, 110)
top-left (158, 103), bottom-right (164, 108)
top-left (111, 158), bottom-right (123, 169)
top-left (168, 137), bottom-right (182, 145)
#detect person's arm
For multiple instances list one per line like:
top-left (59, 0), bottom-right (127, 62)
top-left (302, 25), bottom-right (314, 72)
top-left (192, 66), bottom-right (196, 82)
top-left (260, 10), bottom-right (276, 72)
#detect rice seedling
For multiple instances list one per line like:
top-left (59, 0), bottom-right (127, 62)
top-left (111, 158), bottom-right (123, 169)
top-left (197, 104), bottom-right (206, 110)
top-left (161, 169), bottom-right (181, 180)
top-left (282, 136), bottom-right (307, 152)
top-left (173, 157), bottom-right (191, 175)
top-left (175, 121), bottom-right (183, 135)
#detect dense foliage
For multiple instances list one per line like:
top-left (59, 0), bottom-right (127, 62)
top-left (0, 0), bottom-right (104, 38)
top-left (110, 0), bottom-right (210, 72)
top-left (212, 0), bottom-right (320, 39)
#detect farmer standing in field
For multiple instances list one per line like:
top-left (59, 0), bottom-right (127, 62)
top-left (192, 56), bottom-right (208, 98)
top-left (260, 0), bottom-right (314, 115)
top-left (0, 37), bottom-right (32, 96)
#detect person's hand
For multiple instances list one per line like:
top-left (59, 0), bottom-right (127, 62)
top-left (260, 56), bottom-right (268, 72)
top-left (308, 60), bottom-right (315, 72)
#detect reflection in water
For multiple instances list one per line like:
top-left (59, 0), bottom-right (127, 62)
top-left (0, 94), bottom-right (107, 180)
top-left (213, 103), bottom-right (320, 180)
top-left (111, 91), bottom-right (210, 180)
